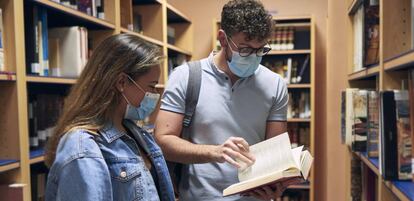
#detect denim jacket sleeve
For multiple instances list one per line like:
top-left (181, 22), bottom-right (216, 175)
top-left (57, 156), bottom-right (113, 201)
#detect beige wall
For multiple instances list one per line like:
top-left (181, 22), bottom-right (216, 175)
top-left (166, 1), bottom-right (351, 201)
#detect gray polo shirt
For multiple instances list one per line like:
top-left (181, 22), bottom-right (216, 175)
top-left (160, 52), bottom-right (288, 201)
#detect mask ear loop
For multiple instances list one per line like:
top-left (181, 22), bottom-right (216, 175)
top-left (126, 75), bottom-right (146, 94)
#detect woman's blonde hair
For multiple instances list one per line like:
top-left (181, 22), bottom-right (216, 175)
top-left (45, 34), bottom-right (163, 167)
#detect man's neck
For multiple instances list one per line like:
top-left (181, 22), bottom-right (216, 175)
top-left (213, 50), bottom-right (239, 84)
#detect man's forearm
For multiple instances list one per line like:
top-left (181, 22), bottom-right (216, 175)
top-left (156, 135), bottom-right (218, 164)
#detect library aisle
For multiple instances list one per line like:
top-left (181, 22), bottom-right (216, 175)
top-left (0, 0), bottom-right (413, 201)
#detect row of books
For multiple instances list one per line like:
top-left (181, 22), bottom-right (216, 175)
top-left (288, 91), bottom-right (311, 119)
top-left (127, 13), bottom-right (143, 33)
top-left (50, 0), bottom-right (105, 19)
top-left (270, 27), bottom-right (295, 51)
top-left (167, 25), bottom-right (176, 45)
top-left (351, 157), bottom-right (377, 201)
top-left (31, 172), bottom-right (47, 201)
top-left (288, 123), bottom-right (311, 149)
top-left (28, 93), bottom-right (64, 150)
top-left (25, 6), bottom-right (89, 77)
top-left (265, 55), bottom-right (310, 84)
top-left (352, 0), bottom-right (379, 72)
top-left (277, 190), bottom-right (309, 201)
top-left (341, 80), bottom-right (414, 181)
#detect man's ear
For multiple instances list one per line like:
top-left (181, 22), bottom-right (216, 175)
top-left (218, 30), bottom-right (229, 48)
top-left (115, 73), bottom-right (128, 93)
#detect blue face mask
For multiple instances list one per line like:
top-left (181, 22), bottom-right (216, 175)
top-left (122, 76), bottom-right (160, 120)
top-left (226, 37), bottom-right (262, 78)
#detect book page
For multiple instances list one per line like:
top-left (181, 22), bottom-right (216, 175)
top-left (238, 133), bottom-right (298, 182)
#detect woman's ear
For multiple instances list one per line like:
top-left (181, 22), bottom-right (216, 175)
top-left (115, 73), bottom-right (128, 93)
top-left (218, 30), bottom-right (229, 49)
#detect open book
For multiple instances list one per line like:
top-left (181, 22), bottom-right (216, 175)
top-left (223, 132), bottom-right (314, 196)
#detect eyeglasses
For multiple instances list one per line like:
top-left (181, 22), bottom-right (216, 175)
top-left (227, 36), bottom-right (272, 57)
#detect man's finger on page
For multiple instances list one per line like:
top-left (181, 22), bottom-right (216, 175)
top-left (253, 189), bottom-right (270, 200)
top-left (262, 186), bottom-right (275, 198)
top-left (224, 148), bottom-right (253, 166)
top-left (232, 137), bottom-right (250, 151)
top-left (222, 154), bottom-right (241, 168)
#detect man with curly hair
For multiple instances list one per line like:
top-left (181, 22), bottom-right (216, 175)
top-left (155, 0), bottom-right (301, 200)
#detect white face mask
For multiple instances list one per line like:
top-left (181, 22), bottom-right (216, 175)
top-left (122, 76), bottom-right (160, 120)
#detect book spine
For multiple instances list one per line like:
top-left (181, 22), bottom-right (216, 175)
top-left (32, 6), bottom-right (40, 75)
top-left (40, 7), bottom-right (49, 76)
top-left (367, 91), bottom-right (379, 157)
top-left (409, 69), bottom-right (414, 182)
top-left (394, 90), bottom-right (412, 180)
top-left (0, 9), bottom-right (4, 72)
top-left (380, 91), bottom-right (398, 180)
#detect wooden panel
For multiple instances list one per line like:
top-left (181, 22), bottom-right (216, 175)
top-left (167, 44), bottom-right (192, 56)
top-left (134, 4), bottom-right (164, 42)
top-left (384, 50), bottom-right (414, 71)
top-left (166, 3), bottom-right (191, 23)
top-left (29, 156), bottom-right (44, 165)
top-left (120, 0), bottom-right (133, 29)
top-left (0, 74), bottom-right (16, 81)
top-left (88, 30), bottom-right (115, 51)
top-left (169, 23), bottom-right (193, 52)
top-left (382, 0), bottom-right (411, 60)
top-left (104, 0), bottom-right (117, 25)
top-left (383, 70), bottom-right (408, 90)
top-left (0, 83), bottom-right (20, 159)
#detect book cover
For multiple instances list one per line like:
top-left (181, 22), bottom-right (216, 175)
top-left (353, 5), bottom-right (365, 72)
top-left (352, 90), bottom-right (368, 152)
top-left (39, 7), bottom-right (49, 76)
top-left (367, 91), bottom-right (379, 157)
top-left (363, 1), bottom-right (380, 66)
top-left (223, 133), bottom-right (313, 196)
top-left (379, 91), bottom-right (398, 180)
top-left (394, 90), bottom-right (412, 180)
top-left (0, 9), bottom-right (5, 72)
top-left (25, 5), bottom-right (40, 75)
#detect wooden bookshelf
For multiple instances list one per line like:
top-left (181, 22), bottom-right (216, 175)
top-left (167, 43), bottom-right (192, 56)
top-left (343, 0), bottom-right (414, 200)
top-left (26, 76), bottom-right (77, 85)
top-left (348, 65), bottom-right (380, 81)
top-left (0, 73), bottom-right (16, 81)
top-left (384, 50), bottom-right (414, 72)
top-left (0, 161), bottom-right (20, 173)
top-left (0, 0), bottom-right (193, 200)
top-left (32, 0), bottom-right (116, 29)
top-left (287, 183), bottom-right (311, 190)
top-left (166, 3), bottom-right (191, 23)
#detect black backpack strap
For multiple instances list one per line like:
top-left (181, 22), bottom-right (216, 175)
top-left (182, 61), bottom-right (202, 139)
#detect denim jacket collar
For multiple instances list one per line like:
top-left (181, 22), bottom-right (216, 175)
top-left (99, 121), bottom-right (127, 143)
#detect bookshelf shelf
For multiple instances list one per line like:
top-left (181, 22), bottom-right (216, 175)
top-left (355, 152), bottom-right (414, 201)
top-left (0, 73), bottom-right (16, 81)
top-left (384, 50), bottom-right (414, 72)
top-left (32, 0), bottom-right (116, 30)
top-left (348, 65), bottom-right (380, 81)
top-left (29, 149), bottom-right (45, 165)
top-left (0, 160), bottom-right (20, 173)
top-left (26, 76), bottom-right (77, 85)
top-left (166, 3), bottom-right (191, 23)
top-left (120, 28), bottom-right (164, 46)
top-left (267, 50), bottom-right (311, 55)
top-left (275, 22), bottom-right (311, 28)
top-left (167, 44), bottom-right (192, 56)
top-left (288, 84), bottom-right (311, 89)
top-left (288, 118), bottom-right (311, 123)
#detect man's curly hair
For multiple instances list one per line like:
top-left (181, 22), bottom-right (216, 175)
top-left (221, 0), bottom-right (273, 41)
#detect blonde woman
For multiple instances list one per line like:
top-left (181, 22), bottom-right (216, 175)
top-left (45, 34), bottom-right (174, 201)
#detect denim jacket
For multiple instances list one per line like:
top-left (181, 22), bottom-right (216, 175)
top-left (45, 120), bottom-right (175, 201)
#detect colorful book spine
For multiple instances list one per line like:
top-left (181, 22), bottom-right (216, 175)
top-left (394, 90), bottom-right (412, 180)
top-left (367, 91), bottom-right (379, 157)
top-left (352, 90), bottom-right (368, 152)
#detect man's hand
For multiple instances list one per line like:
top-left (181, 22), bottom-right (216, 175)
top-left (241, 177), bottom-right (305, 200)
top-left (210, 137), bottom-right (255, 168)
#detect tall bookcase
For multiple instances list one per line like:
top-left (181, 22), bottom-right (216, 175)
top-left (345, 0), bottom-right (414, 200)
top-left (0, 0), bottom-right (192, 200)
top-left (213, 16), bottom-right (316, 201)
